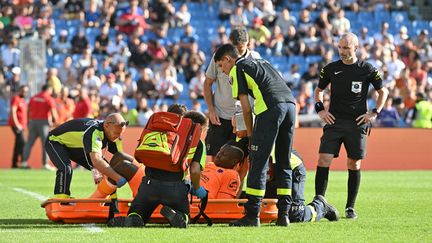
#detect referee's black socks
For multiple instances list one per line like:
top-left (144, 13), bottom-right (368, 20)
top-left (346, 169), bottom-right (361, 209)
top-left (315, 166), bottom-right (329, 196)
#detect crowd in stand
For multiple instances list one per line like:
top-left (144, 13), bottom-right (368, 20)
top-left (0, 0), bottom-right (431, 128)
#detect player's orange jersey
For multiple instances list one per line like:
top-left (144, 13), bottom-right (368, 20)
top-left (201, 162), bottom-right (240, 199)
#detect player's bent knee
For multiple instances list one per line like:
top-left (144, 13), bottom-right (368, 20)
top-left (110, 153), bottom-right (138, 180)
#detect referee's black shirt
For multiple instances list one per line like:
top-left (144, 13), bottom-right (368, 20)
top-left (318, 60), bottom-right (383, 121)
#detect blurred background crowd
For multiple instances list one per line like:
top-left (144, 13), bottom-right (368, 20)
top-left (0, 0), bottom-right (431, 128)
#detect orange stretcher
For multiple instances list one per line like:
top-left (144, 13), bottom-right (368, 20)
top-left (41, 198), bottom-right (278, 224)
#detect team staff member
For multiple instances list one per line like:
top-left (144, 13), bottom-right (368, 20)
top-left (117, 111), bottom-right (209, 228)
top-left (204, 27), bottom-right (260, 160)
top-left (215, 44), bottom-right (296, 227)
top-left (264, 150), bottom-right (339, 223)
top-left (201, 139), bottom-right (248, 199)
top-left (314, 32), bottom-right (388, 219)
top-left (22, 84), bottom-right (58, 169)
top-left (8, 85), bottom-right (29, 168)
top-left (45, 113), bottom-right (129, 198)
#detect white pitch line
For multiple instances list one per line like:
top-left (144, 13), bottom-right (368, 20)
top-left (11, 187), bottom-right (104, 233)
top-left (13, 188), bottom-right (48, 201)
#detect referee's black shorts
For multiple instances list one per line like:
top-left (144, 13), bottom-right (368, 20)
top-left (319, 119), bottom-right (368, 160)
top-left (205, 118), bottom-right (236, 156)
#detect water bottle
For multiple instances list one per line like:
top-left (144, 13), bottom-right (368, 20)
top-left (235, 102), bottom-right (247, 138)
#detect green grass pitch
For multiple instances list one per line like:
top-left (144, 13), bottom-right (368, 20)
top-left (0, 169), bottom-right (431, 242)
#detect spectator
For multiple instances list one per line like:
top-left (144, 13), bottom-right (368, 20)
top-left (243, 1), bottom-right (262, 27)
top-left (297, 9), bottom-right (313, 37)
top-left (120, 102), bottom-right (138, 126)
top-left (63, 0), bottom-right (84, 20)
top-left (8, 67), bottom-right (22, 94)
top-left (46, 68), bottom-right (62, 97)
top-left (275, 8), bottom-right (296, 36)
top-left (76, 48), bottom-right (93, 72)
top-left (58, 56), bottom-right (78, 88)
top-left (155, 65), bottom-right (183, 100)
top-left (394, 25), bottom-right (409, 47)
top-left (178, 24), bottom-right (198, 55)
top-left (117, 2), bottom-right (147, 35)
top-left (84, 0), bottom-right (101, 28)
top-left (303, 26), bottom-right (321, 55)
top-left (180, 42), bottom-right (205, 83)
top-left (82, 66), bottom-right (101, 89)
top-left (93, 24), bottom-right (110, 54)
top-left (107, 33), bottom-right (127, 56)
top-left (414, 29), bottom-right (432, 62)
top-left (373, 22), bottom-right (394, 44)
top-left (331, 9), bottom-right (351, 36)
top-left (386, 50), bottom-right (406, 80)
top-left (189, 68), bottom-right (205, 100)
top-left (248, 17), bottom-right (271, 47)
top-left (100, 73), bottom-right (123, 102)
top-left (136, 67), bottom-right (157, 99)
top-left (283, 25), bottom-right (305, 56)
top-left (314, 9), bottom-right (332, 33)
top-left (122, 72), bottom-right (137, 99)
top-left (52, 30), bottom-right (72, 54)
top-left (410, 60), bottom-right (427, 92)
top-left (395, 68), bottom-right (417, 109)
top-left (149, 0), bottom-right (175, 30)
top-left (376, 97), bottom-right (400, 127)
top-left (136, 96), bottom-right (153, 126)
top-left (129, 42), bottom-right (152, 69)
top-left (73, 87), bottom-right (92, 119)
top-left (358, 27), bottom-right (374, 48)
top-left (70, 28), bottom-right (89, 54)
top-left (211, 25), bottom-right (229, 53)
top-left (147, 39), bottom-right (168, 65)
top-left (259, 0), bottom-right (277, 24)
top-left (283, 64), bottom-right (302, 91)
top-left (1, 38), bottom-right (20, 68)
top-left (54, 86), bottom-right (75, 126)
top-left (230, 5), bottom-right (248, 28)
top-left (35, 5), bottom-right (55, 36)
top-left (218, 0), bottom-right (235, 21)
top-left (15, 6), bottom-right (33, 34)
top-left (174, 3), bottom-right (191, 27)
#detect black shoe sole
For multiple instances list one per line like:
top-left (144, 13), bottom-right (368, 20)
top-left (161, 206), bottom-right (187, 228)
top-left (228, 217), bottom-right (260, 227)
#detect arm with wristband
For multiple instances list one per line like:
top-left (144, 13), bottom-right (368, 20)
top-left (314, 87), bottom-right (335, 125)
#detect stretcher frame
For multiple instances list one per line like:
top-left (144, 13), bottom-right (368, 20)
top-left (41, 198), bottom-right (278, 224)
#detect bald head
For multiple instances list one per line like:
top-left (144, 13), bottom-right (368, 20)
top-left (105, 113), bottom-right (125, 124)
top-left (338, 32), bottom-right (359, 64)
top-left (340, 32), bottom-right (359, 47)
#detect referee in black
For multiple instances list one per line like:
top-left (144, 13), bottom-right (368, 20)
top-left (314, 32), bottom-right (388, 219)
top-left (214, 44), bottom-right (296, 227)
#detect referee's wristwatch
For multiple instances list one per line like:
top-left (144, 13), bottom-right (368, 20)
top-left (371, 108), bottom-right (379, 116)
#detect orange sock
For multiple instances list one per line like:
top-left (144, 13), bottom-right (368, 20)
top-left (89, 177), bottom-right (117, 198)
top-left (129, 164), bottom-right (145, 197)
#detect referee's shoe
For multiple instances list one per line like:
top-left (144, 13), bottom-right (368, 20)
top-left (345, 207), bottom-right (358, 219)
